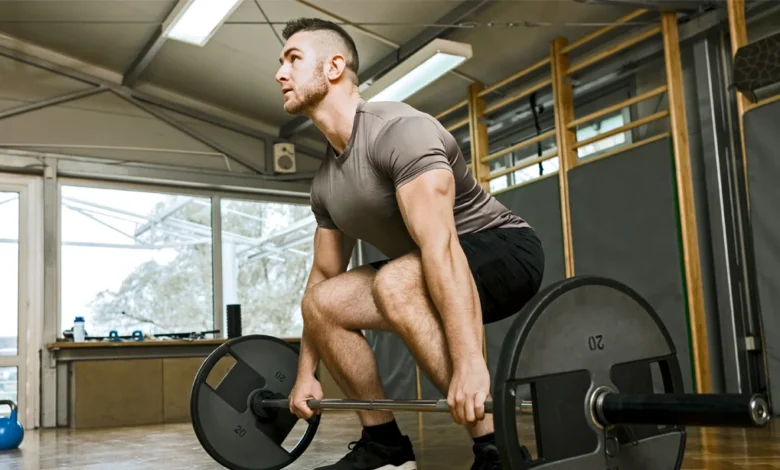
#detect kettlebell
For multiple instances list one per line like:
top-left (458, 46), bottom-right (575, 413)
top-left (0, 400), bottom-right (24, 450)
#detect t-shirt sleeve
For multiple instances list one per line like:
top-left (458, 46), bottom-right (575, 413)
top-left (372, 116), bottom-right (453, 190)
top-left (310, 190), bottom-right (338, 230)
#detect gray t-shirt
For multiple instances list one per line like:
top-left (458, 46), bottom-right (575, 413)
top-left (310, 100), bottom-right (529, 259)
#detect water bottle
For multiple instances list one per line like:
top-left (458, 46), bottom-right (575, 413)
top-left (73, 316), bottom-right (86, 342)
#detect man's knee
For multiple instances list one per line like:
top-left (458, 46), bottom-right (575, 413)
top-left (301, 285), bottom-right (327, 326)
top-left (372, 254), bottom-right (426, 325)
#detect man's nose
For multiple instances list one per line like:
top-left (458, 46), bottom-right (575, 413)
top-left (275, 64), bottom-right (289, 84)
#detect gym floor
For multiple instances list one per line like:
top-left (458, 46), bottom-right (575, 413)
top-left (0, 412), bottom-right (777, 469)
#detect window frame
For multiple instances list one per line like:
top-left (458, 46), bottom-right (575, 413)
top-left (57, 177), bottom-right (312, 340)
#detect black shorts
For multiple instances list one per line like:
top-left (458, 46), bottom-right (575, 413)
top-left (369, 227), bottom-right (544, 324)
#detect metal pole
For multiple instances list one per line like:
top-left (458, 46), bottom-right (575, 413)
top-left (254, 398), bottom-right (534, 414)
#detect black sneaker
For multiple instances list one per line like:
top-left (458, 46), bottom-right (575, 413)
top-left (315, 431), bottom-right (417, 470)
top-left (470, 443), bottom-right (503, 470)
top-left (470, 443), bottom-right (531, 470)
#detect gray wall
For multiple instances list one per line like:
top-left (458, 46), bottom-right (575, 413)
top-left (568, 137), bottom-right (694, 392)
top-left (744, 101), bottom-right (780, 412)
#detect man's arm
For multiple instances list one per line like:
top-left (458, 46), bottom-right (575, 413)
top-left (297, 227), bottom-right (356, 377)
top-left (395, 169), bottom-right (483, 370)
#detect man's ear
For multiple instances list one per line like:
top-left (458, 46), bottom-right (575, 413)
top-left (326, 54), bottom-right (348, 81)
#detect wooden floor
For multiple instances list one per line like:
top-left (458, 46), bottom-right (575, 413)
top-left (0, 412), bottom-right (777, 469)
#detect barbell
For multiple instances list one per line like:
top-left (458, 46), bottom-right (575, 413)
top-left (190, 276), bottom-right (773, 470)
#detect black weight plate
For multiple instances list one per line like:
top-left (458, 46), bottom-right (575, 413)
top-left (494, 276), bottom-right (687, 470)
top-left (191, 335), bottom-right (319, 470)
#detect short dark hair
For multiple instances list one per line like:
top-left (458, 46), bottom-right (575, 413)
top-left (282, 18), bottom-right (360, 81)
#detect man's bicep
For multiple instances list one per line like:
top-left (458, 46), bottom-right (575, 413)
top-left (311, 227), bottom-right (356, 279)
top-left (396, 168), bottom-right (457, 250)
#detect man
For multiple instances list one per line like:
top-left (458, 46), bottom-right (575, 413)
top-left (275, 17), bottom-right (544, 470)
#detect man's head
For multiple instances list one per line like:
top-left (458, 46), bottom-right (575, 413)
top-left (275, 18), bottom-right (360, 115)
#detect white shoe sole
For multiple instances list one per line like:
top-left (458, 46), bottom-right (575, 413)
top-left (376, 462), bottom-right (417, 470)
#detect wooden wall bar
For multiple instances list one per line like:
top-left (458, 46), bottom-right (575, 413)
top-left (551, 37), bottom-right (577, 278)
top-left (440, 7), bottom-right (718, 391)
top-left (468, 82), bottom-right (491, 192)
top-left (661, 11), bottom-right (712, 393)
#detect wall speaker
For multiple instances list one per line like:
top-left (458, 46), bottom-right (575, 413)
top-left (273, 143), bottom-right (297, 173)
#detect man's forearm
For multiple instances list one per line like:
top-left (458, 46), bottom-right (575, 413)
top-left (297, 326), bottom-right (320, 377)
top-left (420, 237), bottom-right (484, 369)
top-left (297, 268), bottom-right (329, 377)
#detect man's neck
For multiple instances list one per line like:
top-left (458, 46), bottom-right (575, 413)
top-left (308, 91), bottom-right (362, 155)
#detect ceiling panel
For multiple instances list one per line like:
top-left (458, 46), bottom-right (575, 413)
top-left (0, 0), bottom-right (646, 140)
top-left (0, 0), bottom-right (174, 22)
top-left (0, 23), bottom-right (160, 72)
top-left (257, 0), bottom-right (399, 74)
top-left (300, 0), bottom-right (462, 45)
top-left (405, 71), bottom-right (471, 118)
top-left (0, 0), bottom-right (176, 73)
top-left (139, 19), bottom-right (390, 126)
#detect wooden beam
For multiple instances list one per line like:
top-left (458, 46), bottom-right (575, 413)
top-left (468, 82), bottom-right (491, 192)
top-left (568, 85), bottom-right (667, 129)
top-left (727, 0), bottom-right (751, 197)
top-left (550, 37), bottom-right (577, 278)
top-left (479, 57), bottom-right (551, 97)
top-left (661, 11), bottom-right (712, 394)
top-left (562, 9), bottom-right (649, 54)
top-left (571, 110), bottom-right (668, 150)
top-left (445, 117), bottom-right (470, 133)
top-left (481, 129), bottom-right (557, 164)
top-left (566, 26), bottom-right (661, 76)
top-left (435, 99), bottom-right (468, 121)
top-left (484, 79), bottom-right (552, 115)
top-left (486, 152), bottom-right (558, 182)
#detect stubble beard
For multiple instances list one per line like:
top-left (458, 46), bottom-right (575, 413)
top-left (284, 67), bottom-right (328, 115)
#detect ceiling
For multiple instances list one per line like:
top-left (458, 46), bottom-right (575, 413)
top-left (0, 0), bottom-right (646, 144)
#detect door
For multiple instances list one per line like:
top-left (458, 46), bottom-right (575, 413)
top-left (0, 174), bottom-right (42, 428)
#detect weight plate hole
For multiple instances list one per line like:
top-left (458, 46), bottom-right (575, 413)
top-left (205, 353), bottom-right (237, 389)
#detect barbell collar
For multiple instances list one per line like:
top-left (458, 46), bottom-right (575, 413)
top-left (596, 392), bottom-right (772, 428)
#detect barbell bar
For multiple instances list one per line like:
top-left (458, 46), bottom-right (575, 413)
top-left (252, 397), bottom-right (535, 414)
top-left (252, 393), bottom-right (768, 427)
top-left (252, 394), bottom-right (770, 428)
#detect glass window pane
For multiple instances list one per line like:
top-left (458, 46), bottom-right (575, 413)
top-left (61, 186), bottom-right (213, 337)
top-left (576, 112), bottom-right (629, 159)
top-left (0, 367), bottom-right (17, 417)
top-left (0, 192), bottom-right (19, 356)
top-left (221, 199), bottom-right (314, 338)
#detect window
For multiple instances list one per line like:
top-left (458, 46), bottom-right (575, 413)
top-left (0, 367), bottom-right (16, 412)
top-left (575, 111), bottom-right (632, 159)
top-left (221, 199), bottom-right (314, 338)
top-left (0, 192), bottom-right (19, 357)
top-left (488, 131), bottom-right (559, 192)
top-left (60, 185), bottom-right (213, 337)
top-left (487, 109), bottom-right (631, 192)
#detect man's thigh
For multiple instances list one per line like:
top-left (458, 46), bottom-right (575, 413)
top-left (371, 228), bottom-right (544, 324)
top-left (307, 265), bottom-right (392, 331)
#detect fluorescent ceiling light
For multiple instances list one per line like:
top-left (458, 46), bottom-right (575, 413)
top-left (163, 0), bottom-right (244, 46)
top-left (365, 38), bottom-right (472, 103)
